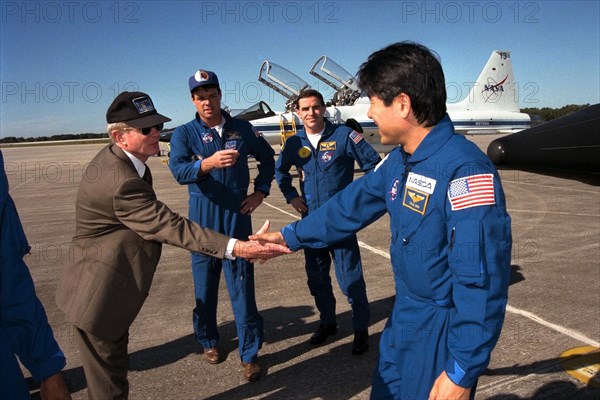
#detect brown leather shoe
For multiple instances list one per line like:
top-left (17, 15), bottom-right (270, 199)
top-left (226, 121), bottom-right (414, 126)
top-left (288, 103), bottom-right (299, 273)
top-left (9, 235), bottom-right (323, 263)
top-left (241, 361), bottom-right (261, 382)
top-left (203, 347), bottom-right (220, 364)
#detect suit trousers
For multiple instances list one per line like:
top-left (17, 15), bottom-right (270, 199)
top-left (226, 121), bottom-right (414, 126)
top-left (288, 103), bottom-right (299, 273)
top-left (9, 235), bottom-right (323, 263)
top-left (75, 327), bottom-right (129, 400)
top-left (303, 234), bottom-right (370, 332)
top-left (191, 253), bottom-right (264, 363)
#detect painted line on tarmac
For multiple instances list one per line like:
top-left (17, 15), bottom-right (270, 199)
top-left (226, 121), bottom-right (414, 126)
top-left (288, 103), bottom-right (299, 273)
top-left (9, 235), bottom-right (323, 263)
top-left (263, 201), bottom-right (395, 260)
top-left (264, 200), bottom-right (600, 348)
top-left (9, 175), bottom-right (38, 191)
top-left (506, 305), bottom-right (599, 347)
top-left (360, 239), bottom-right (600, 347)
top-left (264, 202), bottom-right (388, 258)
top-left (263, 201), bottom-right (301, 221)
top-left (356, 241), bottom-right (393, 259)
top-left (560, 346), bottom-right (600, 387)
top-left (508, 208), bottom-right (600, 218)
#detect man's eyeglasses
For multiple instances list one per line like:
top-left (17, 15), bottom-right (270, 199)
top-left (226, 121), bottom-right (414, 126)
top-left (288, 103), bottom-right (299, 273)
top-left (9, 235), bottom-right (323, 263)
top-left (121, 123), bottom-right (164, 135)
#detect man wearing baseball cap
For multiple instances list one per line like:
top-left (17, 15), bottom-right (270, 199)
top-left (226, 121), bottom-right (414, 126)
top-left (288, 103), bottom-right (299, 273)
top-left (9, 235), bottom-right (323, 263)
top-left (56, 91), bottom-right (288, 398)
top-left (169, 70), bottom-right (275, 381)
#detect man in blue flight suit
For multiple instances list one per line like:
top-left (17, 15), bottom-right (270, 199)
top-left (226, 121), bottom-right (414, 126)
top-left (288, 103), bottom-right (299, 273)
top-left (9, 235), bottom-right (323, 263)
top-left (252, 42), bottom-right (512, 399)
top-left (1, 150), bottom-right (71, 400)
top-left (169, 69), bottom-right (275, 382)
top-left (275, 89), bottom-right (380, 354)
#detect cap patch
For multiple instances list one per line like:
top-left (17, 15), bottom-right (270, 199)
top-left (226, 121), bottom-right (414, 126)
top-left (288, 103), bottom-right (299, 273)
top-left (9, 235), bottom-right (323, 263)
top-left (131, 96), bottom-right (155, 115)
top-left (195, 70), bottom-right (210, 82)
top-left (189, 69), bottom-right (219, 91)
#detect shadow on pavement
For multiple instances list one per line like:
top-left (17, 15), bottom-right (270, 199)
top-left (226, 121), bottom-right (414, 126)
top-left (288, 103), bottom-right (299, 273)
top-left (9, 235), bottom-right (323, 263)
top-left (486, 380), bottom-right (600, 400)
top-left (204, 296), bottom-right (394, 400)
top-left (47, 296), bottom-right (395, 399)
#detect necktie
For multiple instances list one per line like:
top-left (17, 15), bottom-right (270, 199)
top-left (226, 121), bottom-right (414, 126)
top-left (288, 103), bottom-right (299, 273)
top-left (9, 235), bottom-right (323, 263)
top-left (142, 165), bottom-right (152, 185)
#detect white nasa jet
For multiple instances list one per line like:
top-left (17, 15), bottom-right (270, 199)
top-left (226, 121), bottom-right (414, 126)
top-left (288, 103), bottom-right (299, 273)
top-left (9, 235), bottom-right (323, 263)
top-left (236, 50), bottom-right (531, 153)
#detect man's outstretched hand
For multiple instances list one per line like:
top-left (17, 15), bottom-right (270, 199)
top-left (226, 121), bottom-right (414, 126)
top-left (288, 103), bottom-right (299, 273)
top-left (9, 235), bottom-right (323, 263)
top-left (233, 220), bottom-right (291, 261)
top-left (249, 219), bottom-right (287, 246)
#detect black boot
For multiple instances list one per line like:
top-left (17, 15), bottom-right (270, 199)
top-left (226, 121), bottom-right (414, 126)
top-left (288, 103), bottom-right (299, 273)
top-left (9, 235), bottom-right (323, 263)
top-left (309, 323), bottom-right (337, 345)
top-left (352, 330), bottom-right (369, 355)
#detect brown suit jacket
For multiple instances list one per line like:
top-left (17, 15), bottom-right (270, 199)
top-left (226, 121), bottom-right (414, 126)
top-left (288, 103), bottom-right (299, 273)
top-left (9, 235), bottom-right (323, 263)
top-left (56, 144), bottom-right (230, 341)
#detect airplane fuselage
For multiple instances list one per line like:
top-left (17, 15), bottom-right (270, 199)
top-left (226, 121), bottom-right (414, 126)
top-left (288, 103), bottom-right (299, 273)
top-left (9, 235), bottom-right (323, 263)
top-left (251, 102), bottom-right (531, 153)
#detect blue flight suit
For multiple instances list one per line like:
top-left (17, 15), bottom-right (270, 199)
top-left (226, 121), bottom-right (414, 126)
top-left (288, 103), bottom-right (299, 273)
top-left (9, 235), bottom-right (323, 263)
top-left (1, 150), bottom-right (66, 399)
top-left (275, 121), bottom-right (381, 331)
top-left (280, 116), bottom-right (511, 399)
top-left (169, 111), bottom-right (275, 363)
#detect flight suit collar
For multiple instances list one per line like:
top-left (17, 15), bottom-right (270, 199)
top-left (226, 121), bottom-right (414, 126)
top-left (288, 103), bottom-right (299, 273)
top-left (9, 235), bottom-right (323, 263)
top-left (404, 114), bottom-right (455, 163)
top-left (194, 108), bottom-right (232, 130)
top-left (297, 119), bottom-right (336, 140)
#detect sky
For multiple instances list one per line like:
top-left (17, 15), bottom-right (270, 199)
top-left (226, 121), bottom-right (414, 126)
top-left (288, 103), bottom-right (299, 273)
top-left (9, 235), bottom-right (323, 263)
top-left (1, 0), bottom-right (599, 138)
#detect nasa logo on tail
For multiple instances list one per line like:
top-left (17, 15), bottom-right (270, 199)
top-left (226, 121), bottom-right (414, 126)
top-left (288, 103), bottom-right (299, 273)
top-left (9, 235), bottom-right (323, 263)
top-left (482, 75), bottom-right (508, 102)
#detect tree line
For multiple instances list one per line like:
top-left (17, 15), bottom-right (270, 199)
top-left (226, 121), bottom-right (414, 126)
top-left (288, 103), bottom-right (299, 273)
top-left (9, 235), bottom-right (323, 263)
top-left (0, 104), bottom-right (593, 144)
top-left (521, 103), bottom-right (591, 122)
top-left (0, 132), bottom-right (107, 144)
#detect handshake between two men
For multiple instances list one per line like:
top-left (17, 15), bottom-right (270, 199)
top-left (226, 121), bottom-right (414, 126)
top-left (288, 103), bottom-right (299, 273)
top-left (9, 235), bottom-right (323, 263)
top-left (236, 220), bottom-right (289, 263)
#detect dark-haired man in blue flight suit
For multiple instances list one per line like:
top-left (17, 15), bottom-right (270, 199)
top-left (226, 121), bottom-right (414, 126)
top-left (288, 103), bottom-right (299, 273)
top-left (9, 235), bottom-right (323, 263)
top-left (169, 69), bottom-right (275, 382)
top-left (275, 89), bottom-right (380, 354)
top-left (252, 42), bottom-right (512, 400)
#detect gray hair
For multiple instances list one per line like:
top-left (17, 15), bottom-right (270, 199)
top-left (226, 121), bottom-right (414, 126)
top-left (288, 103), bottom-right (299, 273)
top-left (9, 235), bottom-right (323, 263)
top-left (107, 122), bottom-right (131, 142)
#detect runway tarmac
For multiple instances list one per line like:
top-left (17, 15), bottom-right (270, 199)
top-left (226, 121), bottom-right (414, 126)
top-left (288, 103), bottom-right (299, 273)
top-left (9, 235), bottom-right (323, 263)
top-left (2, 135), bottom-right (599, 399)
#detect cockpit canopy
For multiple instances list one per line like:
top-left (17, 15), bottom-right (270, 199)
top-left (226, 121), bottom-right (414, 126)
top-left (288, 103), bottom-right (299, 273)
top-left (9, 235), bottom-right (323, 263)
top-left (309, 56), bottom-right (361, 106)
top-left (259, 61), bottom-right (310, 110)
top-left (235, 101), bottom-right (276, 121)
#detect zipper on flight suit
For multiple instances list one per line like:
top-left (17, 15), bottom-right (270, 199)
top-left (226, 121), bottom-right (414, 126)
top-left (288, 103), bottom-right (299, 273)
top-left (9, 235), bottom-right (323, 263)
top-left (399, 162), bottom-right (437, 245)
top-left (309, 136), bottom-right (323, 209)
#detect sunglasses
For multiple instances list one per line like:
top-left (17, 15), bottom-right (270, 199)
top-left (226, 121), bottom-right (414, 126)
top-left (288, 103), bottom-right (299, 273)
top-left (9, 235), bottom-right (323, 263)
top-left (121, 123), bottom-right (164, 135)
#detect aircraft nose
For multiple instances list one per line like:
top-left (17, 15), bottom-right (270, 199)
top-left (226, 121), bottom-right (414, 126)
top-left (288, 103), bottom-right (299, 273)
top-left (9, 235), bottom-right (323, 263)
top-left (487, 138), bottom-right (507, 165)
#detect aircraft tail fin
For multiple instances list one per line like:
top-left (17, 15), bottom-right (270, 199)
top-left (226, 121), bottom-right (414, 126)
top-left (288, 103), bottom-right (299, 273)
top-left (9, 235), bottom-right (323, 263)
top-left (457, 50), bottom-right (520, 112)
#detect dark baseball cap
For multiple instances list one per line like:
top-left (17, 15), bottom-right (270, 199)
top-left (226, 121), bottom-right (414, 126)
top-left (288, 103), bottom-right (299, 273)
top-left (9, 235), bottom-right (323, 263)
top-left (106, 91), bottom-right (171, 128)
top-left (189, 69), bottom-right (219, 92)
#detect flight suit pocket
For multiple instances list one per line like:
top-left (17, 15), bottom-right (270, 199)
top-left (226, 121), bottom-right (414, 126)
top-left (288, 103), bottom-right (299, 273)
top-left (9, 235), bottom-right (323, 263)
top-left (448, 219), bottom-right (487, 287)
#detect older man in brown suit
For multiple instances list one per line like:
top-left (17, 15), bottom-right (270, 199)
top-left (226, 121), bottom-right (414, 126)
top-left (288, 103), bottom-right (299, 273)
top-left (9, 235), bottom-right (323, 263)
top-left (56, 91), bottom-right (288, 399)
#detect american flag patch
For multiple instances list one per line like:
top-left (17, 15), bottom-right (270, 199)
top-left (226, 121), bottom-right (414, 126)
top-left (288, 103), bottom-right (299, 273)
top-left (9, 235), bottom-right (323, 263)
top-left (448, 174), bottom-right (495, 211)
top-left (349, 130), bottom-right (363, 144)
